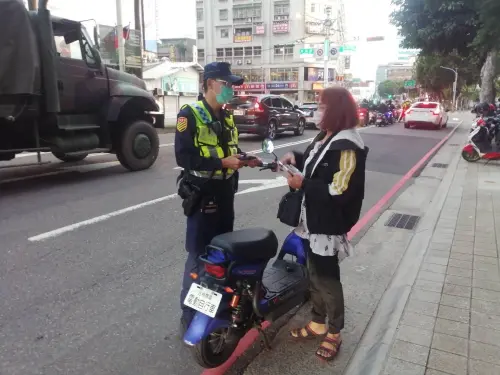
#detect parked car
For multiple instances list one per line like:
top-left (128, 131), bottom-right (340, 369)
top-left (299, 102), bottom-right (321, 129)
top-left (404, 102), bottom-right (449, 129)
top-left (226, 95), bottom-right (307, 139)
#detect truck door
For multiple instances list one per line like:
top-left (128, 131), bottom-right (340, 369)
top-left (54, 21), bottom-right (107, 118)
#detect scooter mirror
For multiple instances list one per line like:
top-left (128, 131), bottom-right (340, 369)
top-left (261, 138), bottom-right (274, 154)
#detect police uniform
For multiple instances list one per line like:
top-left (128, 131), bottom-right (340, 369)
top-left (175, 63), bottom-right (243, 325)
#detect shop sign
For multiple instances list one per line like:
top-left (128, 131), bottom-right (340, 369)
top-left (234, 35), bottom-right (252, 43)
top-left (266, 82), bottom-right (298, 90)
top-left (305, 22), bottom-right (322, 34)
top-left (234, 83), bottom-right (265, 90)
top-left (312, 83), bottom-right (324, 90)
top-left (254, 25), bottom-right (265, 35)
top-left (272, 21), bottom-right (289, 33)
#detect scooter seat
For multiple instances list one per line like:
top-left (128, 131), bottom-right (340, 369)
top-left (210, 228), bottom-right (278, 261)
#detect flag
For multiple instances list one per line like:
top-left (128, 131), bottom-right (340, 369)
top-left (123, 23), bottom-right (131, 41)
top-left (113, 26), bottom-right (119, 49)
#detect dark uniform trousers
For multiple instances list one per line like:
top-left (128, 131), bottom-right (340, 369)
top-left (180, 177), bottom-right (236, 322)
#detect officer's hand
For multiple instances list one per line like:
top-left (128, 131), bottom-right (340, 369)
top-left (280, 152), bottom-right (296, 166)
top-left (222, 156), bottom-right (244, 170)
top-left (245, 156), bottom-right (262, 168)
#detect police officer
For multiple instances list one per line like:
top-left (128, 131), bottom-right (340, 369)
top-left (175, 62), bottom-right (261, 330)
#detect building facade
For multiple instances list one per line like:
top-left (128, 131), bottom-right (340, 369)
top-left (376, 62), bottom-right (414, 87)
top-left (196, 0), bottom-right (345, 103)
top-left (158, 38), bottom-right (198, 62)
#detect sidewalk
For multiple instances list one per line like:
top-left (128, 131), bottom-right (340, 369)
top-left (228, 113), bottom-right (500, 375)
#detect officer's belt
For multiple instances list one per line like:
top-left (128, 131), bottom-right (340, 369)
top-left (188, 170), bottom-right (234, 180)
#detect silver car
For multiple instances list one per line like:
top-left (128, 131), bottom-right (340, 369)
top-left (299, 102), bottom-right (321, 129)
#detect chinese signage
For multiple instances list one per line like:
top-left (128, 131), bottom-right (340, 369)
top-left (339, 45), bottom-right (356, 53)
top-left (162, 76), bottom-right (198, 94)
top-left (404, 80), bottom-right (416, 89)
top-left (234, 35), bottom-right (252, 43)
top-left (266, 82), bottom-right (298, 90)
top-left (233, 83), bottom-right (265, 91)
top-left (305, 68), bottom-right (334, 81)
top-left (272, 21), bottom-right (289, 33)
top-left (300, 48), bottom-right (314, 58)
top-left (254, 25), bottom-right (265, 35)
top-left (98, 24), bottom-right (142, 68)
top-left (312, 83), bottom-right (324, 90)
top-left (305, 22), bottom-right (322, 34)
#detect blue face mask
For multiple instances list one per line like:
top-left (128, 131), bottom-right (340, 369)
top-left (216, 86), bottom-right (234, 104)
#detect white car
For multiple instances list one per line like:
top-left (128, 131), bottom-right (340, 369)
top-left (299, 102), bottom-right (322, 129)
top-left (404, 102), bottom-right (449, 129)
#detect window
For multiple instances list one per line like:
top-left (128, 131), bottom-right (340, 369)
top-left (284, 45), bottom-right (294, 55)
top-left (197, 48), bottom-right (205, 58)
top-left (225, 48), bottom-right (232, 57)
top-left (219, 9), bottom-right (228, 20)
top-left (253, 46), bottom-right (261, 56)
top-left (281, 98), bottom-right (293, 109)
top-left (234, 47), bottom-right (243, 57)
top-left (233, 5), bottom-right (261, 20)
top-left (311, 3), bottom-right (315, 12)
top-left (197, 28), bottom-right (204, 39)
top-left (271, 98), bottom-right (282, 108)
top-left (274, 3), bottom-right (289, 15)
top-left (244, 47), bottom-right (253, 56)
top-left (220, 28), bottom-right (229, 38)
top-left (54, 35), bottom-right (83, 60)
top-left (262, 97), bottom-right (272, 107)
top-left (216, 48), bottom-right (224, 57)
top-left (234, 27), bottom-right (252, 37)
top-left (196, 8), bottom-right (203, 21)
top-left (274, 46), bottom-right (283, 56)
top-left (270, 68), bottom-right (299, 81)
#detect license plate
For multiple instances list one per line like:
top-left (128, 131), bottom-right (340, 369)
top-left (233, 110), bottom-right (244, 116)
top-left (184, 283), bottom-right (223, 318)
top-left (376, 119), bottom-right (382, 123)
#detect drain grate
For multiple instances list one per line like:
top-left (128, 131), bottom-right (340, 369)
top-left (385, 213), bottom-right (420, 230)
top-left (431, 163), bottom-right (449, 168)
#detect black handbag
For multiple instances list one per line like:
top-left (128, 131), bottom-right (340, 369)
top-left (277, 189), bottom-right (304, 227)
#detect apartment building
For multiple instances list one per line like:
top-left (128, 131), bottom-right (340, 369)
top-left (196, 0), bottom-right (345, 102)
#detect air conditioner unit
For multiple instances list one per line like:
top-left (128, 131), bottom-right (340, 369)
top-left (237, 60), bottom-right (243, 65)
top-left (246, 59), bottom-right (252, 65)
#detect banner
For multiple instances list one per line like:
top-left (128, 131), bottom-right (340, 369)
top-left (98, 24), bottom-right (142, 68)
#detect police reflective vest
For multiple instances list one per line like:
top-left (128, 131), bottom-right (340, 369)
top-left (184, 101), bottom-right (239, 179)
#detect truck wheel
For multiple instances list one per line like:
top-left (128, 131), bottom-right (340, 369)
top-left (52, 152), bottom-right (88, 162)
top-left (116, 119), bottom-right (159, 171)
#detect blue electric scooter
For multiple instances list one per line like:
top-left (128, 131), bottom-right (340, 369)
top-left (182, 139), bottom-right (309, 368)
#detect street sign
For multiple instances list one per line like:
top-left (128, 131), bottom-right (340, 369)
top-left (404, 80), bottom-right (416, 89)
top-left (330, 47), bottom-right (338, 56)
top-left (339, 45), bottom-right (356, 53)
top-left (315, 48), bottom-right (324, 58)
top-left (299, 48), bottom-right (314, 58)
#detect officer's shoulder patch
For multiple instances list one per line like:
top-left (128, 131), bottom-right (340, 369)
top-left (176, 117), bottom-right (188, 132)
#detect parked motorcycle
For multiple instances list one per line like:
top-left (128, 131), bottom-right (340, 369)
top-left (462, 124), bottom-right (500, 162)
top-left (375, 111), bottom-right (394, 126)
top-left (182, 139), bottom-right (309, 368)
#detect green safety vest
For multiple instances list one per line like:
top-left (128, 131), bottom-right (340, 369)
top-left (184, 101), bottom-right (239, 178)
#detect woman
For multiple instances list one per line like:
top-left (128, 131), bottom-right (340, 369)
top-left (281, 87), bottom-right (367, 361)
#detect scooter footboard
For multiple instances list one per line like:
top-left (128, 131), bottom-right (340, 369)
top-left (183, 312), bottom-right (230, 346)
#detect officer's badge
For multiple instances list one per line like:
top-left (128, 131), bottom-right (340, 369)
top-left (177, 117), bottom-right (188, 132)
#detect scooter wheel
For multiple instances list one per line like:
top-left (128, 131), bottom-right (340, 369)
top-left (461, 150), bottom-right (480, 162)
top-left (191, 328), bottom-right (243, 368)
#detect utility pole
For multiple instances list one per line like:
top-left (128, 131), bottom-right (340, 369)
top-left (116, 0), bottom-right (126, 71)
top-left (27, 0), bottom-right (37, 10)
top-left (323, 6), bottom-right (333, 89)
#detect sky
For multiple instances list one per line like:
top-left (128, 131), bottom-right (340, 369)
top-left (44, 0), bottom-right (400, 80)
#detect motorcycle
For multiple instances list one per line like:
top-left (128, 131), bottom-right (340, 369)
top-left (182, 139), bottom-right (309, 368)
top-left (462, 124), bottom-right (500, 162)
top-left (375, 111), bottom-right (393, 126)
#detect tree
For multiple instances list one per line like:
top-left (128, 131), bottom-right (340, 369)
top-left (378, 80), bottom-right (404, 98)
top-left (414, 52), bottom-right (481, 99)
top-left (391, 0), bottom-right (500, 102)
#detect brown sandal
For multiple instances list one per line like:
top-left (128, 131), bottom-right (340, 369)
top-left (315, 334), bottom-right (342, 361)
top-left (290, 323), bottom-right (326, 340)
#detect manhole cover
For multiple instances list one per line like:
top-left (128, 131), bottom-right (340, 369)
top-left (431, 163), bottom-right (449, 168)
top-left (385, 213), bottom-right (420, 230)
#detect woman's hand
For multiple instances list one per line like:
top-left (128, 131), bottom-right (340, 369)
top-left (287, 173), bottom-right (304, 190)
top-left (280, 152), bottom-right (296, 166)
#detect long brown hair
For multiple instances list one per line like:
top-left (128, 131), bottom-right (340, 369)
top-left (318, 87), bottom-right (358, 133)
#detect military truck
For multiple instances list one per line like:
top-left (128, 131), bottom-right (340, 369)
top-left (0, 0), bottom-right (162, 171)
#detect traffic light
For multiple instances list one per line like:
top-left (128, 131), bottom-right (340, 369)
top-left (344, 56), bottom-right (351, 70)
top-left (388, 95), bottom-right (393, 99)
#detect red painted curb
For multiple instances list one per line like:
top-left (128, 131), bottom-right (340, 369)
top-left (201, 123), bottom-right (460, 375)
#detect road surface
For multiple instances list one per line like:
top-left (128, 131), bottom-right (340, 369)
top-left (0, 119), bottom-right (461, 375)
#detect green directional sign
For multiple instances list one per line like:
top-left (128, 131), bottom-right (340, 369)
top-left (404, 80), bottom-right (416, 89)
top-left (299, 48), bottom-right (314, 57)
top-left (339, 45), bottom-right (356, 53)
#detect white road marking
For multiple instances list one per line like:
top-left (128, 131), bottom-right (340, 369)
top-left (28, 176), bottom-right (290, 242)
top-left (28, 194), bottom-right (178, 242)
top-left (14, 143), bottom-right (174, 159)
top-left (1, 161), bottom-right (120, 184)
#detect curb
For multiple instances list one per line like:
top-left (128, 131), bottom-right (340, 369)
top-left (343, 122), bottom-right (464, 375)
